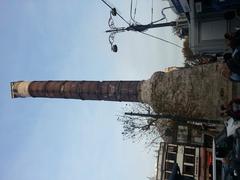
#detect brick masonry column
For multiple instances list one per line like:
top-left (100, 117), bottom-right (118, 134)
top-left (11, 80), bottom-right (142, 102)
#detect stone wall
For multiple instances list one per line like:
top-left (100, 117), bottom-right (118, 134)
top-left (142, 63), bottom-right (232, 119)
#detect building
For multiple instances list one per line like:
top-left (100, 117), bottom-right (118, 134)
top-left (168, 0), bottom-right (190, 15)
top-left (157, 121), bottom-right (218, 147)
top-left (155, 142), bottom-right (213, 180)
top-left (11, 63), bottom-right (232, 120)
top-left (189, 0), bottom-right (240, 55)
top-left (168, 0), bottom-right (240, 54)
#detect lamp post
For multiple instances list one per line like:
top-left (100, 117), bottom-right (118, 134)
top-left (106, 15), bottom-right (177, 52)
top-left (101, 0), bottom-right (177, 52)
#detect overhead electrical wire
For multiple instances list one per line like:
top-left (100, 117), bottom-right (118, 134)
top-left (130, 0), bottom-right (140, 24)
top-left (151, 6), bottom-right (173, 24)
top-left (130, 0), bottom-right (134, 23)
top-left (139, 32), bottom-right (183, 49)
top-left (100, 0), bottom-right (182, 50)
top-left (133, 0), bottom-right (138, 20)
top-left (151, 0), bottom-right (154, 23)
top-left (100, 0), bottom-right (130, 25)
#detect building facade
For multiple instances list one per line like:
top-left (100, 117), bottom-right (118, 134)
top-left (157, 120), bottom-right (219, 147)
top-left (189, 0), bottom-right (240, 54)
top-left (155, 142), bottom-right (213, 180)
top-left (169, 0), bottom-right (240, 54)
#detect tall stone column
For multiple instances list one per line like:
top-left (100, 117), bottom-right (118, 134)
top-left (11, 80), bottom-right (142, 102)
top-left (10, 63), bottom-right (233, 119)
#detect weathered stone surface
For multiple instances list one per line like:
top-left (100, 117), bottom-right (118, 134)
top-left (145, 63), bottom-right (232, 119)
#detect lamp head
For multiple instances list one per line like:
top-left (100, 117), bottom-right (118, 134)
top-left (111, 44), bottom-right (118, 52)
top-left (111, 8), bottom-right (117, 16)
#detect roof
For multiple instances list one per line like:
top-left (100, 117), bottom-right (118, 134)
top-left (169, 0), bottom-right (190, 14)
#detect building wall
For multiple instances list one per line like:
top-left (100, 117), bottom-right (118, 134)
top-left (155, 143), bottom-right (214, 180)
top-left (156, 142), bottom-right (201, 180)
top-left (189, 0), bottom-right (240, 54)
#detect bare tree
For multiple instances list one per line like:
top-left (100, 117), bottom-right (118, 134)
top-left (118, 103), bottom-right (218, 147)
top-left (117, 103), bottom-right (175, 147)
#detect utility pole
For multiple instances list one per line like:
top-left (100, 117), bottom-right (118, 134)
top-left (105, 21), bottom-right (177, 33)
top-left (124, 112), bottom-right (222, 125)
top-left (100, 0), bottom-right (178, 52)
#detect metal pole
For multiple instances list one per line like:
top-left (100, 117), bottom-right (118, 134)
top-left (135, 21), bottom-right (177, 30)
top-left (106, 21), bottom-right (177, 33)
top-left (124, 112), bottom-right (222, 124)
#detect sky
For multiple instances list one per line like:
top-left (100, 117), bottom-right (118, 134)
top-left (0, 1), bottom-right (184, 180)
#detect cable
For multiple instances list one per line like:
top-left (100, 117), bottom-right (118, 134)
top-left (152, 6), bottom-right (173, 24)
top-left (130, 0), bottom-right (134, 23)
top-left (101, 0), bottom-right (181, 50)
top-left (100, 0), bottom-right (130, 25)
top-left (117, 10), bottom-right (131, 25)
top-left (151, 0), bottom-right (153, 23)
top-left (133, 0), bottom-right (138, 20)
top-left (130, 0), bottom-right (140, 24)
top-left (139, 32), bottom-right (183, 48)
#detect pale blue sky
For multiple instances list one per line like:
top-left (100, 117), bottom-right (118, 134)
top-left (0, 1), bottom-right (183, 180)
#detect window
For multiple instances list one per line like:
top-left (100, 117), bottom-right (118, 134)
top-left (177, 126), bottom-right (188, 143)
top-left (167, 145), bottom-right (178, 153)
top-left (200, 20), bottom-right (226, 40)
top-left (165, 162), bottom-right (174, 171)
top-left (165, 172), bottom-right (171, 179)
top-left (184, 148), bottom-right (195, 155)
top-left (183, 165), bottom-right (194, 175)
top-left (167, 153), bottom-right (177, 161)
top-left (191, 129), bottom-right (203, 144)
top-left (184, 155), bottom-right (195, 164)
